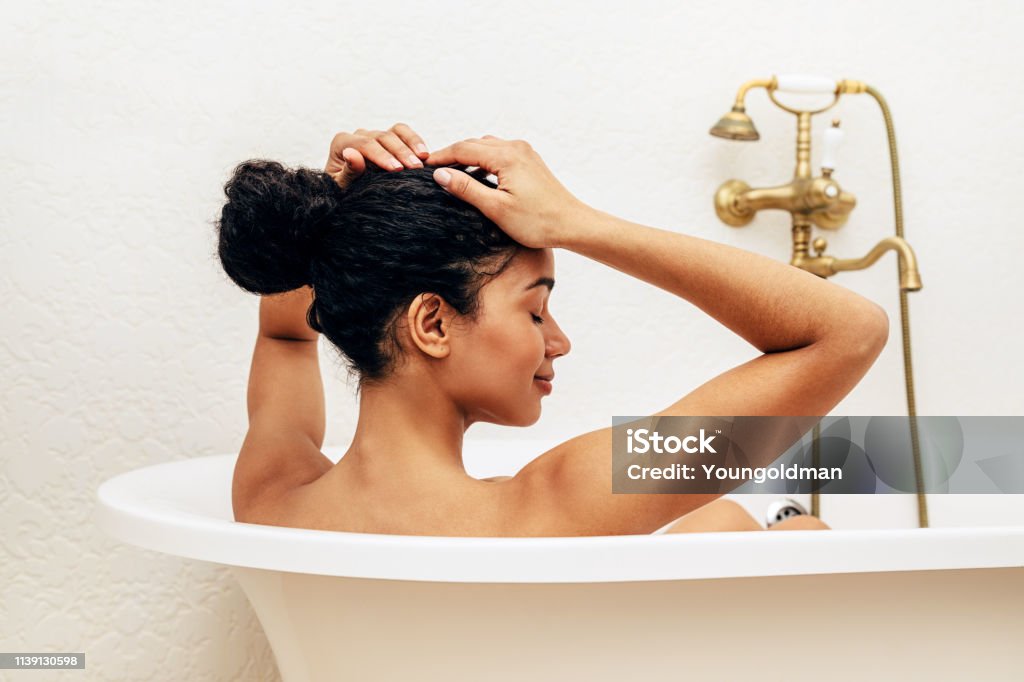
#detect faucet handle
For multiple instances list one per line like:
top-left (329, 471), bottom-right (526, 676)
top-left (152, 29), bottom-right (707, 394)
top-left (821, 120), bottom-right (843, 176)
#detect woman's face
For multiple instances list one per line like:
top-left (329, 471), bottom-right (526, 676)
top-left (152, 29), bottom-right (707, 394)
top-left (443, 247), bottom-right (571, 427)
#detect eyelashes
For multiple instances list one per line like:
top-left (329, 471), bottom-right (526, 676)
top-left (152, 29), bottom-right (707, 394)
top-left (531, 313), bottom-right (545, 325)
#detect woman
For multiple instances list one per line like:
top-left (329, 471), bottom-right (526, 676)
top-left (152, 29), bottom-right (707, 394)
top-left (217, 123), bottom-right (888, 536)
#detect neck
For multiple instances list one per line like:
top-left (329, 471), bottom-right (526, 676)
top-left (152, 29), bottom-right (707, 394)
top-left (339, 370), bottom-right (473, 488)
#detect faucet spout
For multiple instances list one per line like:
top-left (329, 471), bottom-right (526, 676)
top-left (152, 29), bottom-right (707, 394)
top-left (827, 236), bottom-right (922, 291)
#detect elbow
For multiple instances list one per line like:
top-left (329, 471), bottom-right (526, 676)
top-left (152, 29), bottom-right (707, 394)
top-left (867, 303), bottom-right (890, 357)
top-left (818, 301), bottom-right (889, 362)
top-left (845, 303), bottom-right (890, 364)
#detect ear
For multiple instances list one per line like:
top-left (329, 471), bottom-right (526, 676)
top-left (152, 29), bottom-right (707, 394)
top-left (405, 293), bottom-right (453, 359)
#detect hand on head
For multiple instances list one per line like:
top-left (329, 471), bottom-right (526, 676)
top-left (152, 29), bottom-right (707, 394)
top-left (425, 136), bottom-right (585, 249)
top-left (326, 124), bottom-right (587, 249)
top-left (325, 123), bottom-right (431, 188)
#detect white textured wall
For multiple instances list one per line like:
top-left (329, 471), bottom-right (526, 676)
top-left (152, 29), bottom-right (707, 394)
top-left (3, 1), bottom-right (1023, 679)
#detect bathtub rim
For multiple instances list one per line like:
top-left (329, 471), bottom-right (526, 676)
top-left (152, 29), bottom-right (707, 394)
top-left (95, 453), bottom-right (1024, 583)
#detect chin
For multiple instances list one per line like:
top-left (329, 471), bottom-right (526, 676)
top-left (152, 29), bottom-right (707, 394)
top-left (500, 404), bottom-right (543, 428)
top-left (521, 414), bottom-right (541, 427)
top-left (475, 387), bottom-right (544, 427)
top-left (521, 403), bottom-right (543, 427)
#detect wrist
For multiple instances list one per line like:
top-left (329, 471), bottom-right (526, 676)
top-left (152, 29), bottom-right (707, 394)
top-left (552, 200), bottom-right (598, 250)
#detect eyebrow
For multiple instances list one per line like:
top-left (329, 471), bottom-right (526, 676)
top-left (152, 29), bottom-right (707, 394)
top-left (523, 277), bottom-right (555, 292)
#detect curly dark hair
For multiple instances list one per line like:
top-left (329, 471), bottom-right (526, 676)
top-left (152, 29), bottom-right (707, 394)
top-left (215, 160), bottom-right (522, 386)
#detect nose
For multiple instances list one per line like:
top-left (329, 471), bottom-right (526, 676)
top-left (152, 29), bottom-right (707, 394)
top-left (546, 317), bottom-right (571, 358)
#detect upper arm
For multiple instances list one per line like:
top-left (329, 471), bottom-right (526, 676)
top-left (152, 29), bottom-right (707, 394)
top-left (246, 335), bottom-right (326, 446)
top-left (503, 310), bottom-right (889, 536)
top-left (652, 304), bottom-right (888, 418)
top-left (233, 335), bottom-right (334, 520)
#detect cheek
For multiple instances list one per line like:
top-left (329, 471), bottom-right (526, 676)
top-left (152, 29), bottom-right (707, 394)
top-left (472, 319), bottom-right (543, 378)
top-left (513, 320), bottom-right (546, 363)
top-left (458, 320), bottom-right (546, 424)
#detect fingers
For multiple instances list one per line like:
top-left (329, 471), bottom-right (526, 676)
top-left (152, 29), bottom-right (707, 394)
top-left (341, 147), bottom-right (365, 173)
top-left (349, 124), bottom-right (429, 169)
top-left (330, 148), bottom-right (365, 188)
top-left (391, 122), bottom-right (430, 160)
top-left (352, 129), bottom-right (406, 171)
top-left (326, 123), bottom-right (433, 190)
top-left (375, 129), bottom-right (424, 169)
top-left (433, 167), bottom-right (506, 219)
top-left (425, 139), bottom-right (510, 174)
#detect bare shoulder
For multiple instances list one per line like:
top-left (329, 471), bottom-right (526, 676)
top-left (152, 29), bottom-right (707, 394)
top-left (232, 429), bottom-right (334, 525)
top-left (494, 427), bottom-right (642, 536)
top-left (497, 422), bottom-right (726, 537)
top-left (233, 471), bottom-right (335, 530)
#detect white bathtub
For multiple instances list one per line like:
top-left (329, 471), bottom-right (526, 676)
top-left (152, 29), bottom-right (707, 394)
top-left (96, 439), bottom-right (1024, 682)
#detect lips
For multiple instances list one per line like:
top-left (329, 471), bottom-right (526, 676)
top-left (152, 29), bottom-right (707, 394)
top-left (533, 376), bottom-right (553, 394)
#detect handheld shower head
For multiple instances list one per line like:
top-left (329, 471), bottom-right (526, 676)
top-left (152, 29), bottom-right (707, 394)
top-left (709, 106), bottom-right (760, 141)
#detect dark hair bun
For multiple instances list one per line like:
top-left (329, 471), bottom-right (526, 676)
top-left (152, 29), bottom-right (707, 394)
top-left (216, 159), bottom-right (341, 295)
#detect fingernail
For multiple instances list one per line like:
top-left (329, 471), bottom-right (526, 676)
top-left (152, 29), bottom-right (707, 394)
top-left (389, 159), bottom-right (403, 170)
top-left (406, 155), bottom-right (423, 168)
top-left (415, 143), bottom-right (428, 156)
top-left (434, 168), bottom-right (451, 186)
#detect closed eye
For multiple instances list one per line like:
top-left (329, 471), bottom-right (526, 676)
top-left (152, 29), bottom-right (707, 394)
top-left (531, 313), bottom-right (545, 324)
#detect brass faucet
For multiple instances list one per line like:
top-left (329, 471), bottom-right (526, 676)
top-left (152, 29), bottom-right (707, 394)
top-left (710, 77), bottom-right (922, 292)
top-left (708, 75), bottom-right (929, 529)
top-left (801, 235), bottom-right (922, 292)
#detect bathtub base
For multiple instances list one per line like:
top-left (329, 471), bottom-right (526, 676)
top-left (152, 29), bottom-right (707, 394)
top-left (232, 566), bottom-right (1023, 682)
